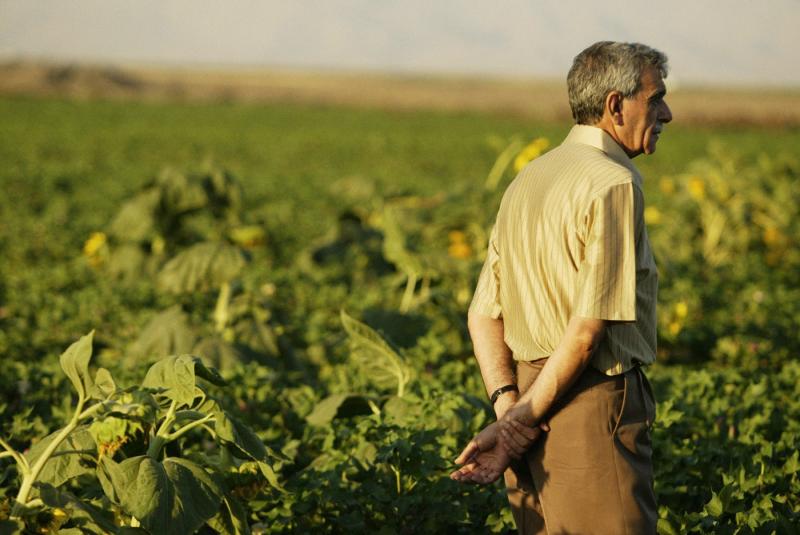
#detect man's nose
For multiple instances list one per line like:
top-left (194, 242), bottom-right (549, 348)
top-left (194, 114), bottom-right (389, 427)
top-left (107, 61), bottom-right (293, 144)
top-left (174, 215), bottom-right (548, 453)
top-left (659, 101), bottom-right (673, 123)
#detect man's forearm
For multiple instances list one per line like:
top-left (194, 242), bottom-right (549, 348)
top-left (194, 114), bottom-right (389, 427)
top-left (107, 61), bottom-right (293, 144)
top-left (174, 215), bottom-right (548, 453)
top-left (467, 311), bottom-right (518, 418)
top-left (504, 316), bottom-right (606, 426)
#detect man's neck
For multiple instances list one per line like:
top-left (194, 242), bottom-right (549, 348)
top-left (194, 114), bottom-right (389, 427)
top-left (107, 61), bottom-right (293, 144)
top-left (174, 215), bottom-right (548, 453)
top-left (589, 117), bottom-right (632, 158)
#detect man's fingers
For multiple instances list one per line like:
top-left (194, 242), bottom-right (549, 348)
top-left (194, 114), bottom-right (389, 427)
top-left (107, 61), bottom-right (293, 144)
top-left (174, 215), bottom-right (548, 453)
top-left (507, 419), bottom-right (548, 442)
top-left (450, 461), bottom-right (480, 482)
top-left (500, 428), bottom-right (527, 457)
top-left (454, 441), bottom-right (480, 465)
top-left (508, 419), bottom-right (542, 441)
top-left (538, 420), bottom-right (551, 432)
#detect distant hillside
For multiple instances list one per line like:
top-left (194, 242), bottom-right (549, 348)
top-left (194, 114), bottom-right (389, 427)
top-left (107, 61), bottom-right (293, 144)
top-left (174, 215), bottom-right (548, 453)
top-left (2, 61), bottom-right (799, 126)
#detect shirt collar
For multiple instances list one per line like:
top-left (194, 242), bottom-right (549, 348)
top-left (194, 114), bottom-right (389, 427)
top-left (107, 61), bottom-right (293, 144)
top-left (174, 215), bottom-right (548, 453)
top-left (563, 125), bottom-right (642, 183)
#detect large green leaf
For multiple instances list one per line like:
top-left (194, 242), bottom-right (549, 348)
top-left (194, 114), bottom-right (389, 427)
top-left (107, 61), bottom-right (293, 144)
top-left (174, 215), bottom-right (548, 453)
top-left (59, 331), bottom-right (95, 399)
top-left (109, 188), bottom-right (160, 242)
top-left (193, 356), bottom-right (227, 386)
top-left (233, 318), bottom-right (279, 356)
top-left (192, 336), bottom-right (246, 375)
top-left (128, 305), bottom-right (195, 362)
top-left (157, 167), bottom-right (208, 214)
top-left (305, 394), bottom-right (350, 427)
top-left (306, 394), bottom-right (374, 428)
top-left (106, 243), bottom-right (148, 282)
top-left (212, 410), bottom-right (284, 491)
top-left (206, 495), bottom-right (251, 535)
top-left (142, 355), bottom-right (199, 407)
top-left (88, 367), bottom-right (117, 400)
top-left (98, 456), bottom-right (222, 534)
top-left (340, 310), bottom-right (412, 397)
top-left (38, 483), bottom-right (117, 534)
top-left (25, 425), bottom-right (96, 487)
top-left (214, 410), bottom-right (266, 461)
top-left (157, 241), bottom-right (245, 294)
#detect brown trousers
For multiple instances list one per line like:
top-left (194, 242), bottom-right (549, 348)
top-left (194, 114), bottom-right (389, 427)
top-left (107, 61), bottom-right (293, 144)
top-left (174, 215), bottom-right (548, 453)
top-left (504, 359), bottom-right (657, 535)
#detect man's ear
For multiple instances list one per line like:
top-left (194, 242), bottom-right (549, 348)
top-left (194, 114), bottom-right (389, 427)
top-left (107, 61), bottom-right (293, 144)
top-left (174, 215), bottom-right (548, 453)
top-left (605, 91), bottom-right (624, 125)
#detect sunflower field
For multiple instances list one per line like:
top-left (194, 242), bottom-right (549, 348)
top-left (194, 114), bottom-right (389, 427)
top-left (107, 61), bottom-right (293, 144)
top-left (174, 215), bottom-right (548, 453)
top-left (0, 96), bottom-right (799, 534)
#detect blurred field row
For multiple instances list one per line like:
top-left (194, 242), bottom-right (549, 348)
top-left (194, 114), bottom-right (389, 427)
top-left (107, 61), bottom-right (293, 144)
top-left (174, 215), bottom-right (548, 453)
top-left (1, 81), bottom-right (799, 531)
top-left (3, 61), bottom-right (800, 126)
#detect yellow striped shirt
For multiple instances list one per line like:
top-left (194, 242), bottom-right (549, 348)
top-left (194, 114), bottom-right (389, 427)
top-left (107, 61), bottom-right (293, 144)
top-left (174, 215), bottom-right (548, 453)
top-left (470, 125), bottom-right (658, 376)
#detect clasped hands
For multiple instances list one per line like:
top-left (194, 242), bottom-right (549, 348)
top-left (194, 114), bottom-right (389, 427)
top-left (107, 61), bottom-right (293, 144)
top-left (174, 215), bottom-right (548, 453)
top-left (449, 414), bottom-right (549, 485)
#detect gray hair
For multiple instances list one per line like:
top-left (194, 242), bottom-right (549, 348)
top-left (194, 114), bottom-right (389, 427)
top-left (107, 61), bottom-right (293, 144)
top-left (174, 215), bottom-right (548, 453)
top-left (567, 41), bottom-right (669, 125)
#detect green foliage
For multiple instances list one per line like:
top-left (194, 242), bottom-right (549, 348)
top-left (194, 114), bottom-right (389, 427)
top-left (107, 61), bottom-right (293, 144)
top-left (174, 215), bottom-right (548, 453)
top-left (650, 362), bottom-right (800, 533)
top-left (98, 456), bottom-right (223, 534)
top-left (25, 426), bottom-right (96, 488)
top-left (2, 96), bottom-right (800, 532)
top-left (158, 242), bottom-right (246, 294)
top-left (59, 331), bottom-right (96, 400)
top-left (128, 305), bottom-right (196, 362)
top-left (648, 144), bottom-right (800, 367)
top-left (2, 333), bottom-right (280, 533)
top-left (340, 310), bottom-right (412, 397)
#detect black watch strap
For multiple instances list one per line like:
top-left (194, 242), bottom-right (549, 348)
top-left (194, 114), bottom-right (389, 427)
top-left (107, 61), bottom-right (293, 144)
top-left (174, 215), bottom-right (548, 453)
top-left (490, 384), bottom-right (519, 405)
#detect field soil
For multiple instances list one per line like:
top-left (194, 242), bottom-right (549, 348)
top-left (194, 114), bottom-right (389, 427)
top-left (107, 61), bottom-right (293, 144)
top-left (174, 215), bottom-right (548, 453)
top-left (2, 60), bottom-right (800, 127)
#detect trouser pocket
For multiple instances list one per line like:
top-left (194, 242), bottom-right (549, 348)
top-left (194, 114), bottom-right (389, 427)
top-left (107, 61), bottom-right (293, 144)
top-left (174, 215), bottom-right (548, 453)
top-left (612, 367), bottom-right (654, 459)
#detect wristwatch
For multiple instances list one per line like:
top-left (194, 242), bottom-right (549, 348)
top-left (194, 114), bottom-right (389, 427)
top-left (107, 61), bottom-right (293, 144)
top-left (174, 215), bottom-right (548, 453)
top-left (490, 384), bottom-right (519, 406)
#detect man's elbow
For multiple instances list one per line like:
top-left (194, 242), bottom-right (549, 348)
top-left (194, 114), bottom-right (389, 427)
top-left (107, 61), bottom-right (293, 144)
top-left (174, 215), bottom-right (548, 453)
top-left (571, 317), bottom-right (607, 356)
top-left (467, 309), bottom-right (485, 332)
top-left (467, 310), bottom-right (502, 337)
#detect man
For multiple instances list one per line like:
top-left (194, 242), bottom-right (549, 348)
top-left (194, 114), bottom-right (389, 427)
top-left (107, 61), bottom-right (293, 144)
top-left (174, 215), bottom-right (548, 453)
top-left (450, 41), bottom-right (672, 534)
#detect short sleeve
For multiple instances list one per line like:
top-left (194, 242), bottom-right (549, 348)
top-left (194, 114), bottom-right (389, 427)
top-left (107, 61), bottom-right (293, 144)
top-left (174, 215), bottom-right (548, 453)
top-left (573, 182), bottom-right (637, 321)
top-left (469, 225), bottom-right (502, 319)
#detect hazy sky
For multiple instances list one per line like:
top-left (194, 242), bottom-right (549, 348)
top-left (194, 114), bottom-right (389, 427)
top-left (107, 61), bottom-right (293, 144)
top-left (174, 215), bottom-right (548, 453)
top-left (2, 0), bottom-right (799, 87)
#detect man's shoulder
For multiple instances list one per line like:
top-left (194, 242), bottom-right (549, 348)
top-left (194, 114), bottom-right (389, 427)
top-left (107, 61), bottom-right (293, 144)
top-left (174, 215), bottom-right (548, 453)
top-left (538, 141), bottom-right (637, 194)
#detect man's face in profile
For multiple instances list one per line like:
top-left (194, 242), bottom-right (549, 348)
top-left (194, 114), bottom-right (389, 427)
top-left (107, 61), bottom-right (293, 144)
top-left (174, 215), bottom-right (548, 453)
top-left (618, 65), bottom-right (673, 157)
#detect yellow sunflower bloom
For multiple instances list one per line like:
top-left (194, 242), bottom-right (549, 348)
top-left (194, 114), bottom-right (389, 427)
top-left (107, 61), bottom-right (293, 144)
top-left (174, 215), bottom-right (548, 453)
top-left (644, 206), bottom-right (662, 225)
top-left (513, 137), bottom-right (550, 173)
top-left (659, 177), bottom-right (675, 195)
top-left (83, 232), bottom-right (107, 256)
top-left (687, 177), bottom-right (705, 200)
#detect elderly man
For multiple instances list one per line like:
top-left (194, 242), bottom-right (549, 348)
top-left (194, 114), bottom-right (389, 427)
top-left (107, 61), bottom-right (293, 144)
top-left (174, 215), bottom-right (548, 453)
top-left (450, 41), bottom-right (672, 534)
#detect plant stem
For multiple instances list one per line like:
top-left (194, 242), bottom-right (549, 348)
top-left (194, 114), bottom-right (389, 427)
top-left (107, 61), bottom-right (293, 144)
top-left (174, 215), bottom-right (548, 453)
top-left (12, 397), bottom-right (85, 517)
top-left (166, 414), bottom-right (214, 442)
top-left (214, 281), bottom-right (232, 333)
top-left (78, 400), bottom-right (115, 420)
top-left (0, 437), bottom-right (29, 475)
top-left (392, 465), bottom-right (402, 494)
top-left (418, 276), bottom-right (431, 305)
top-left (400, 273), bottom-right (417, 314)
top-left (485, 138), bottom-right (523, 191)
top-left (147, 399), bottom-right (178, 459)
